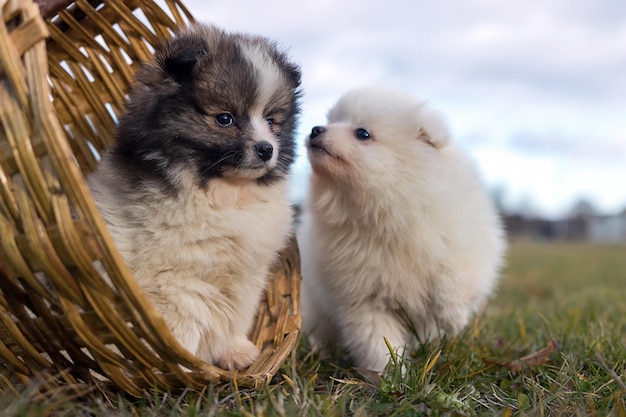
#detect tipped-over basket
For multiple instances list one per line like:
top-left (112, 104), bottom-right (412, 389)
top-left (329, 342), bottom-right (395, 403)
top-left (0, 0), bottom-right (301, 397)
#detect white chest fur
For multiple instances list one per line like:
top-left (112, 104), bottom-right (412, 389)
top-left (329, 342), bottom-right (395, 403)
top-left (114, 178), bottom-right (292, 285)
top-left (89, 167), bottom-right (293, 367)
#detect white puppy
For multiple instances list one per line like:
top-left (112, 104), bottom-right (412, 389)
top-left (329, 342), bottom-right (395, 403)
top-left (297, 87), bottom-right (506, 372)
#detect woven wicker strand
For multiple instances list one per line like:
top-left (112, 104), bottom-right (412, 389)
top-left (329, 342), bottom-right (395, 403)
top-left (0, 0), bottom-right (302, 397)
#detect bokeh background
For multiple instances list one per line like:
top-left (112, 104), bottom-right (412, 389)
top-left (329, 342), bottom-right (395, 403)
top-left (187, 0), bottom-right (626, 242)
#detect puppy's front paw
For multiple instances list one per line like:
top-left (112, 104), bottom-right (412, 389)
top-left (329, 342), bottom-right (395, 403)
top-left (437, 305), bottom-right (470, 337)
top-left (216, 337), bottom-right (260, 370)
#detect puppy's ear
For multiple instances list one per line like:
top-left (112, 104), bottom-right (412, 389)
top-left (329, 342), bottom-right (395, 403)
top-left (417, 108), bottom-right (451, 149)
top-left (155, 33), bottom-right (208, 84)
top-left (284, 62), bottom-right (302, 89)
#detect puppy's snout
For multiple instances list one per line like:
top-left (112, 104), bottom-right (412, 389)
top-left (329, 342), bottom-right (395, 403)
top-left (310, 126), bottom-right (326, 141)
top-left (255, 141), bottom-right (274, 162)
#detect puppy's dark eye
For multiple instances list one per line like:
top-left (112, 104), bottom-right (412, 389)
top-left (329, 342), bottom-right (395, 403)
top-left (266, 118), bottom-right (274, 128)
top-left (216, 113), bottom-right (234, 127)
top-left (354, 128), bottom-right (371, 140)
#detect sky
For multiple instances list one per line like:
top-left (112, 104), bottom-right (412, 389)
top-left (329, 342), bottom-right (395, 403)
top-left (185, 0), bottom-right (626, 218)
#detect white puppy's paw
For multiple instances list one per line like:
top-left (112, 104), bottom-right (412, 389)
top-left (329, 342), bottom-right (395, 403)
top-left (436, 305), bottom-right (470, 337)
top-left (216, 337), bottom-right (260, 370)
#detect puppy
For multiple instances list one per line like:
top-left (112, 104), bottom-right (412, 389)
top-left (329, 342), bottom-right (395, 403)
top-left (88, 23), bottom-right (301, 370)
top-left (297, 87), bottom-right (505, 372)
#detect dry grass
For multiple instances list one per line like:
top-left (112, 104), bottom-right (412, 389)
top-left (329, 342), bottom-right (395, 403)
top-left (2, 241), bottom-right (625, 416)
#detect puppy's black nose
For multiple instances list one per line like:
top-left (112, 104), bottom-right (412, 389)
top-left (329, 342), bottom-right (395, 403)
top-left (255, 141), bottom-right (274, 161)
top-left (310, 126), bottom-right (326, 140)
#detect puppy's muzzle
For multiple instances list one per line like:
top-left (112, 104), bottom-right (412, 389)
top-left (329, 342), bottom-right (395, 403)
top-left (308, 126), bottom-right (331, 155)
top-left (255, 141), bottom-right (274, 162)
top-left (310, 126), bottom-right (326, 142)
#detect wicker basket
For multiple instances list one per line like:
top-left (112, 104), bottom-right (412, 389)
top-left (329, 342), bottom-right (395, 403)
top-left (0, 0), bottom-right (301, 397)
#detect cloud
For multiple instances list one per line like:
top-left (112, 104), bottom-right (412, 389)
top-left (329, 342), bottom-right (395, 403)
top-left (184, 0), bottom-right (626, 215)
top-left (509, 131), bottom-right (626, 163)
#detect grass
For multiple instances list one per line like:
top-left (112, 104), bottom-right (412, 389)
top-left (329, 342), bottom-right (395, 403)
top-left (2, 241), bottom-right (625, 416)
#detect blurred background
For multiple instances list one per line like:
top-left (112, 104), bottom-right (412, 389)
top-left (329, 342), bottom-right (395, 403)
top-left (188, 0), bottom-right (626, 243)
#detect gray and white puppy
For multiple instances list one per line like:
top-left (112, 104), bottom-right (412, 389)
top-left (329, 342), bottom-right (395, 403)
top-left (88, 23), bottom-right (301, 370)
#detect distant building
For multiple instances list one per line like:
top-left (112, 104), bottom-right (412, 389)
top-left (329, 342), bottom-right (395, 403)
top-left (588, 211), bottom-right (626, 244)
top-left (503, 210), bottom-right (626, 244)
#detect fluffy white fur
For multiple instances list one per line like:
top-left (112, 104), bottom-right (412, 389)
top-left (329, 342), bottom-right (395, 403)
top-left (298, 87), bottom-right (506, 372)
top-left (90, 172), bottom-right (292, 369)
